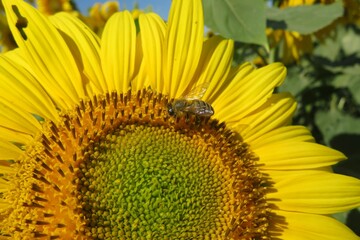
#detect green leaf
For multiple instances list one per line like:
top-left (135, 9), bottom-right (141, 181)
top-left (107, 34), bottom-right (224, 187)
top-left (316, 108), bottom-right (360, 181)
top-left (313, 25), bottom-right (360, 76)
top-left (341, 27), bottom-right (360, 57)
top-left (267, 2), bottom-right (343, 34)
top-left (333, 74), bottom-right (360, 103)
top-left (315, 109), bottom-right (360, 145)
top-left (333, 211), bottom-right (349, 224)
top-left (277, 64), bottom-right (314, 96)
top-left (203, 0), bottom-right (268, 48)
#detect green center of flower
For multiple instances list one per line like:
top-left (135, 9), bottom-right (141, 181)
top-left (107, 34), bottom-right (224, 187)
top-left (78, 124), bottom-right (232, 239)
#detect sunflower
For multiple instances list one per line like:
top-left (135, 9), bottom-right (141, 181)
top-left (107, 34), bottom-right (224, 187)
top-left (85, 1), bottom-right (144, 37)
top-left (85, 1), bottom-right (120, 35)
top-left (0, 14), bottom-right (16, 52)
top-left (35, 0), bottom-right (75, 15)
top-left (266, 28), bottom-right (313, 65)
top-left (266, 0), bottom-right (315, 64)
top-left (267, 0), bottom-right (360, 64)
top-left (0, 0), bottom-right (360, 239)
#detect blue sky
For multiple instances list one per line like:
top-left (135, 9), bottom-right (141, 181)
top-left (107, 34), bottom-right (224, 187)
top-left (77, 0), bottom-right (171, 19)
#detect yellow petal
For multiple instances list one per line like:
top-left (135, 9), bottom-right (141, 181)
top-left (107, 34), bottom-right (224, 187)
top-left (139, 13), bottom-right (166, 93)
top-left (210, 62), bottom-right (255, 106)
top-left (0, 139), bottom-right (23, 160)
top-left (255, 142), bottom-right (346, 170)
top-left (0, 165), bottom-right (15, 175)
top-left (50, 12), bottom-right (105, 95)
top-left (131, 33), bottom-right (148, 91)
top-left (239, 93), bottom-right (297, 142)
top-left (2, 0), bottom-right (84, 108)
top-left (0, 53), bottom-right (58, 121)
top-left (0, 200), bottom-right (11, 212)
top-left (0, 100), bottom-right (41, 137)
top-left (101, 11), bottom-right (136, 93)
top-left (250, 125), bottom-right (315, 149)
top-left (0, 127), bottom-right (33, 145)
top-left (193, 36), bottom-right (234, 103)
top-left (164, 0), bottom-right (204, 98)
top-left (275, 210), bottom-right (360, 240)
top-left (0, 178), bottom-right (9, 187)
top-left (267, 170), bottom-right (360, 214)
top-left (213, 63), bottom-right (287, 121)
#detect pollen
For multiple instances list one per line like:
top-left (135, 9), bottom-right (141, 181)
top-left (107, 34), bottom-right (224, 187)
top-left (1, 90), bottom-right (270, 239)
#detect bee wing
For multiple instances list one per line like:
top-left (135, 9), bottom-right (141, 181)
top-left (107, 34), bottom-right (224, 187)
top-left (182, 82), bottom-right (210, 100)
top-left (183, 102), bottom-right (208, 112)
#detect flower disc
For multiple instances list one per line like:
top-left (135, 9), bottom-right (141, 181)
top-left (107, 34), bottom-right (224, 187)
top-left (2, 90), bottom-right (269, 239)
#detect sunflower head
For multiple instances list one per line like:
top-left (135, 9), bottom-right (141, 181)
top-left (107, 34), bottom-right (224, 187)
top-left (36, 0), bottom-right (75, 15)
top-left (0, 0), bottom-right (359, 239)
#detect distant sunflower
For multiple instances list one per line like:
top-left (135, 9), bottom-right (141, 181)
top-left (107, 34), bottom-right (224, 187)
top-left (266, 0), bottom-right (314, 64)
top-left (266, 28), bottom-right (313, 65)
top-left (0, 14), bottom-right (16, 52)
top-left (1, 0), bottom-right (360, 239)
top-left (85, 1), bottom-right (120, 35)
top-left (267, 0), bottom-right (360, 64)
top-left (36, 0), bottom-right (75, 15)
top-left (85, 1), bottom-right (144, 37)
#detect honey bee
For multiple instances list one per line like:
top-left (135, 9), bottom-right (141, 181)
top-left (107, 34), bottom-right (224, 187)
top-left (167, 83), bottom-right (214, 117)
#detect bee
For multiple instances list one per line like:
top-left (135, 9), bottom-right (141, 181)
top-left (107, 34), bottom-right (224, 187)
top-left (167, 83), bottom-right (214, 117)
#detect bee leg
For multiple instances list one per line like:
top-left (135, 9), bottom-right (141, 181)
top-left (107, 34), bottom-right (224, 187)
top-left (185, 113), bottom-right (191, 123)
top-left (195, 115), bottom-right (202, 125)
top-left (175, 116), bottom-right (181, 124)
